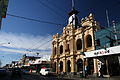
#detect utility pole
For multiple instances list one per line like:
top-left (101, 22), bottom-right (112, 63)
top-left (106, 10), bottom-right (110, 27)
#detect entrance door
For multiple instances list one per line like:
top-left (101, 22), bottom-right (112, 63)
top-left (67, 60), bottom-right (71, 72)
top-left (77, 59), bottom-right (83, 72)
top-left (54, 62), bottom-right (56, 72)
top-left (87, 58), bottom-right (94, 75)
top-left (60, 61), bottom-right (63, 72)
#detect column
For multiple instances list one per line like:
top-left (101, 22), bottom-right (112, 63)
top-left (63, 58), bottom-right (67, 72)
top-left (71, 56), bottom-right (75, 74)
top-left (93, 58), bottom-right (98, 77)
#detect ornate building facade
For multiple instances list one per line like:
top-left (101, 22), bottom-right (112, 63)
top-left (51, 8), bottom-right (100, 76)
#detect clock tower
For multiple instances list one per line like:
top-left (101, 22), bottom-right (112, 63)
top-left (68, 0), bottom-right (79, 29)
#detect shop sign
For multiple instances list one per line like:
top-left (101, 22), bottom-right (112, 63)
top-left (85, 46), bottom-right (120, 58)
top-left (94, 50), bottom-right (110, 55)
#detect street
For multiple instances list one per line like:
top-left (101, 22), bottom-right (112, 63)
top-left (1, 70), bottom-right (120, 80)
top-left (1, 71), bottom-right (120, 80)
top-left (0, 70), bottom-right (71, 80)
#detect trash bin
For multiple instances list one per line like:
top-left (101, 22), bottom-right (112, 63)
top-left (80, 71), bottom-right (83, 78)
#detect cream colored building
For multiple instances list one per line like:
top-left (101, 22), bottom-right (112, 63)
top-left (51, 9), bottom-right (100, 76)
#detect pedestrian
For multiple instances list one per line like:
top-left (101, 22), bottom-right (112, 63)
top-left (99, 67), bottom-right (103, 78)
top-left (30, 69), bottom-right (32, 73)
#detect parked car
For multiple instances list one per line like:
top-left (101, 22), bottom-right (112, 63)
top-left (0, 68), bottom-right (7, 76)
top-left (40, 68), bottom-right (54, 76)
top-left (11, 68), bottom-right (22, 78)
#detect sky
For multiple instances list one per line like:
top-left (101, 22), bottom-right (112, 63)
top-left (0, 0), bottom-right (120, 67)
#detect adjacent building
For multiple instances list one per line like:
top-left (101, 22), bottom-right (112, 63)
top-left (85, 23), bottom-right (120, 77)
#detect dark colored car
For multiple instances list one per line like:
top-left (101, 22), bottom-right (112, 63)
top-left (11, 68), bottom-right (22, 78)
top-left (0, 68), bottom-right (7, 76)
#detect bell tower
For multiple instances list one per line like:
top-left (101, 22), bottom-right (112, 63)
top-left (68, 0), bottom-right (79, 29)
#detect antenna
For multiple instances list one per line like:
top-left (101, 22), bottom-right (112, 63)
top-left (72, 0), bottom-right (75, 10)
top-left (106, 10), bottom-right (110, 27)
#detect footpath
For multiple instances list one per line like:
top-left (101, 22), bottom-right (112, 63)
top-left (62, 75), bottom-right (120, 80)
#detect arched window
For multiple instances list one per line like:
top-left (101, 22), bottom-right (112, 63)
top-left (86, 35), bottom-right (92, 48)
top-left (60, 45), bottom-right (63, 54)
top-left (76, 39), bottom-right (82, 50)
top-left (54, 47), bottom-right (56, 55)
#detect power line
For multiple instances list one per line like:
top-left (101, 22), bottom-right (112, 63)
top-left (35, 0), bottom-right (66, 20)
top-left (45, 0), bottom-right (68, 14)
top-left (7, 13), bottom-right (66, 26)
top-left (28, 26), bottom-right (63, 52)
top-left (7, 13), bottom-right (65, 53)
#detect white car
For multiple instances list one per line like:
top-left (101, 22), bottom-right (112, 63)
top-left (40, 68), bottom-right (52, 76)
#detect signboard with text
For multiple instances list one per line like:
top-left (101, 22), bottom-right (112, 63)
top-left (85, 46), bottom-right (120, 58)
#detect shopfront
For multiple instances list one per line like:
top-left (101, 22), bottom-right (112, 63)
top-left (85, 45), bottom-right (120, 77)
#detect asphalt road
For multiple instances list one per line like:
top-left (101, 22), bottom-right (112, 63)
top-left (1, 71), bottom-right (120, 80)
top-left (0, 71), bottom-right (71, 80)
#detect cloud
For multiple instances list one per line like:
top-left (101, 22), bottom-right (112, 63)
top-left (0, 32), bottom-right (52, 59)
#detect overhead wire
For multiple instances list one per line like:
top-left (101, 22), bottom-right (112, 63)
top-left (28, 26), bottom-right (64, 52)
top-left (29, 0), bottom-right (69, 51)
top-left (35, 0), bottom-right (66, 21)
top-left (6, 13), bottom-right (65, 53)
top-left (6, 0), bottom-right (69, 53)
top-left (7, 13), bottom-right (66, 27)
top-left (45, 0), bottom-right (68, 14)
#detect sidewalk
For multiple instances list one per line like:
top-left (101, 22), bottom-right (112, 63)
top-left (59, 73), bottom-right (120, 80)
top-left (63, 75), bottom-right (120, 80)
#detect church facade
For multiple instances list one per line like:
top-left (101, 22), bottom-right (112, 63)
top-left (50, 9), bottom-right (100, 76)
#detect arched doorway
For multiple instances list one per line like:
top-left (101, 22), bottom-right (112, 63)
top-left (60, 61), bottom-right (63, 72)
top-left (77, 59), bottom-right (83, 72)
top-left (87, 58), bottom-right (94, 75)
top-left (67, 60), bottom-right (71, 72)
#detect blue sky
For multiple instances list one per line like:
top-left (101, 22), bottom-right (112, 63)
top-left (0, 0), bottom-right (120, 67)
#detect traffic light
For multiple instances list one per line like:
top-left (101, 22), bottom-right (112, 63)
top-left (96, 39), bottom-right (101, 46)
